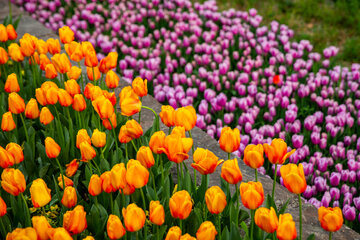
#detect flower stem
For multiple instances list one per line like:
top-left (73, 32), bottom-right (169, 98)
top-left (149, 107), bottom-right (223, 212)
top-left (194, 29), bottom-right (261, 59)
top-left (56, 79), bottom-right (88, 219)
top-left (218, 214), bottom-right (222, 240)
top-left (250, 210), bottom-right (254, 240)
top-left (235, 183), bottom-right (239, 209)
top-left (227, 152), bottom-right (231, 160)
top-left (131, 140), bottom-right (138, 152)
top-left (20, 193), bottom-right (31, 227)
top-left (109, 118), bottom-right (119, 151)
top-left (56, 157), bottom-right (66, 190)
top-left (20, 113), bottom-right (30, 143)
top-left (329, 232), bottom-right (332, 240)
top-left (177, 163), bottom-right (181, 190)
top-left (299, 194), bottom-right (303, 240)
top-left (150, 170), bottom-right (158, 200)
top-left (140, 188), bottom-right (147, 240)
top-left (179, 219), bottom-right (183, 232)
top-left (78, 62), bottom-right (84, 90)
top-left (188, 130), bottom-right (196, 187)
top-left (272, 164), bottom-right (278, 200)
top-left (255, 169), bottom-right (258, 182)
top-left (138, 97), bottom-right (142, 123)
top-left (0, 217), bottom-right (6, 237)
top-left (110, 193), bottom-right (114, 213)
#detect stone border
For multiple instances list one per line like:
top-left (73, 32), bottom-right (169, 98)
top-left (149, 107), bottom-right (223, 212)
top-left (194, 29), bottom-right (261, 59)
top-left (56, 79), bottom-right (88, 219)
top-left (2, 1), bottom-right (359, 239)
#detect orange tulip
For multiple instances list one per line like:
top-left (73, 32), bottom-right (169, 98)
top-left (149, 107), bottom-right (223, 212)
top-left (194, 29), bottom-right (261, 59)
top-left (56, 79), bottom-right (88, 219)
top-left (46, 38), bottom-right (61, 55)
top-left (6, 227), bottom-right (37, 240)
top-left (159, 105), bottom-right (175, 127)
top-left (87, 66), bottom-right (101, 81)
top-left (65, 41), bottom-right (84, 62)
top-left (126, 159), bottom-right (149, 189)
top-left (30, 178), bottom-right (51, 208)
top-left (5, 73), bottom-right (20, 93)
top-left (277, 214), bottom-right (297, 240)
top-left (88, 174), bottom-right (102, 196)
top-left (255, 207), bottom-right (279, 233)
top-left (19, 33), bottom-right (36, 57)
top-left (103, 90), bottom-right (116, 106)
top-left (59, 26), bottom-right (75, 44)
top-left (8, 92), bottom-right (25, 114)
top-left (196, 221), bottom-right (217, 240)
top-left (32, 52), bottom-right (40, 65)
top-left (1, 112), bottom-right (16, 131)
top-left (80, 141), bottom-right (96, 162)
top-left (25, 98), bottom-right (40, 119)
top-left (107, 214), bottom-right (126, 240)
top-left (63, 205), bottom-right (87, 235)
top-left (89, 86), bottom-right (103, 101)
top-left (0, 196), bottom-right (6, 217)
top-left (149, 201), bottom-right (165, 226)
top-left (243, 144), bottom-right (264, 169)
top-left (57, 174), bottom-right (74, 190)
top-left (205, 186), bottom-right (227, 214)
top-left (8, 43), bottom-right (24, 62)
top-left (136, 146), bottom-right (155, 168)
top-left (36, 39), bottom-right (48, 54)
top-left (72, 94), bottom-right (87, 112)
top-left (119, 86), bottom-right (142, 117)
top-left (263, 138), bottom-right (296, 164)
top-left (111, 163), bottom-right (127, 190)
top-left (99, 52), bottom-right (118, 73)
top-left (40, 107), bottom-right (54, 125)
top-left (39, 54), bottom-right (51, 70)
top-left (118, 125), bottom-right (132, 144)
top-left (67, 66), bottom-right (82, 80)
top-left (318, 207), bottom-right (343, 232)
top-left (180, 234), bottom-right (196, 240)
top-left (81, 41), bottom-right (94, 53)
top-left (66, 159), bottom-right (79, 177)
top-left (149, 131), bottom-right (166, 154)
top-left (120, 181), bottom-right (135, 196)
top-left (45, 63), bottom-right (58, 79)
top-left (132, 77), bottom-right (148, 97)
top-left (41, 80), bottom-right (59, 92)
top-left (47, 227), bottom-right (73, 240)
top-left (91, 129), bottom-right (106, 148)
top-left (105, 70), bottom-right (119, 89)
top-left (103, 113), bottom-right (117, 130)
top-left (83, 236), bottom-right (95, 240)
top-left (65, 79), bottom-right (81, 97)
top-left (32, 216), bottom-right (52, 240)
top-left (280, 163), bottom-right (307, 194)
top-left (51, 53), bottom-right (71, 74)
top-left (6, 142), bottom-right (24, 164)
top-left (0, 47), bottom-right (8, 64)
top-left (123, 119), bottom-right (143, 139)
top-left (76, 129), bottom-right (91, 149)
top-left (92, 95), bottom-right (114, 119)
top-left (84, 50), bottom-right (98, 68)
top-left (45, 137), bottom-right (61, 158)
top-left (1, 168), bottom-right (26, 196)
top-left (0, 146), bottom-right (14, 168)
top-left (159, 134), bottom-right (193, 163)
top-left (165, 226), bottom-right (182, 240)
top-left (122, 203), bottom-right (146, 232)
top-left (240, 181), bottom-right (264, 210)
top-left (219, 127), bottom-right (240, 153)
top-left (45, 87), bottom-right (58, 105)
top-left (174, 106), bottom-right (197, 131)
top-left (192, 148), bottom-right (223, 175)
top-left (100, 171), bottom-right (116, 193)
top-left (169, 190), bottom-right (193, 220)
top-left (35, 88), bottom-right (48, 106)
top-left (0, 24), bottom-right (7, 42)
top-left (58, 89), bottom-right (73, 107)
top-left (171, 127), bottom-right (186, 138)
top-left (220, 158), bottom-right (242, 185)
top-left (6, 24), bottom-right (17, 40)
top-left (61, 186), bottom-right (77, 208)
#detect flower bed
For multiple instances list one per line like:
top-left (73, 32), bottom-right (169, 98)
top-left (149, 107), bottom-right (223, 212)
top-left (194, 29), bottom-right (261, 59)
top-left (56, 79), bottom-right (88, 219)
top-left (5, 0), bottom-right (360, 235)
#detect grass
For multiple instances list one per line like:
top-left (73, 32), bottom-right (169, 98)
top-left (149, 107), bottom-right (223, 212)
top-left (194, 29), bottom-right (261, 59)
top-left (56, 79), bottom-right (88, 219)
top-left (196, 0), bottom-right (360, 65)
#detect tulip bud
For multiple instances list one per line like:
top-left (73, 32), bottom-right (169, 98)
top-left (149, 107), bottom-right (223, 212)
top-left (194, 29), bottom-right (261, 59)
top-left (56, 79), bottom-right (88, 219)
top-left (6, 227), bottom-right (37, 240)
top-left (122, 203), bottom-right (146, 232)
top-left (159, 105), bottom-right (175, 127)
top-left (0, 47), bottom-right (9, 64)
top-left (1, 168), bottom-right (26, 196)
top-left (103, 113), bottom-right (117, 130)
top-left (205, 186), bottom-right (227, 214)
top-left (58, 174), bottom-right (73, 190)
top-left (6, 24), bottom-right (17, 40)
top-left (45, 137), bottom-right (61, 158)
top-left (65, 41), bottom-right (84, 62)
top-left (51, 53), bottom-right (71, 73)
top-left (1, 111), bottom-right (16, 131)
top-left (6, 142), bottom-right (24, 164)
top-left (85, 50), bottom-right (98, 68)
top-left (35, 88), bottom-right (48, 106)
top-left (159, 134), bottom-right (193, 163)
top-left (72, 94), bottom-right (87, 111)
top-left (67, 66), bottom-right (82, 80)
top-left (45, 63), bottom-right (58, 79)
top-left (30, 178), bottom-right (51, 208)
top-left (111, 163), bottom-right (127, 190)
top-left (105, 70), bottom-right (120, 89)
top-left (196, 221), bottom-right (218, 240)
top-left (136, 146), bottom-right (155, 168)
top-left (165, 226), bottom-right (182, 240)
top-left (118, 125), bottom-right (132, 144)
top-left (63, 205), bottom-right (87, 235)
top-left (91, 129), bottom-right (106, 148)
top-left (132, 77), bottom-right (148, 97)
top-left (124, 119), bottom-right (143, 139)
top-left (65, 79), bottom-right (81, 97)
top-left (169, 190), bottom-right (193, 220)
top-left (219, 127), bottom-right (240, 153)
top-left (119, 86), bottom-right (141, 117)
top-left (80, 141), bottom-right (96, 162)
top-left (0, 146), bottom-right (15, 168)
top-left (263, 138), bottom-right (295, 164)
top-left (40, 107), bottom-right (54, 125)
top-left (149, 131), bottom-right (166, 154)
top-left (221, 158), bottom-right (243, 185)
top-left (58, 89), bottom-right (73, 107)
top-left (5, 73), bottom-right (20, 93)
top-left (76, 129), bottom-right (91, 149)
top-left (61, 186), bottom-right (77, 208)
top-left (149, 201), bottom-right (165, 226)
top-left (280, 163), bottom-right (307, 194)
top-left (65, 159), bottom-right (79, 177)
top-left (255, 207), bottom-right (279, 233)
top-left (8, 43), bottom-right (24, 62)
top-left (240, 181), bottom-right (265, 209)
top-left (19, 33), bottom-right (36, 57)
top-left (44, 87), bottom-right (58, 105)
top-left (32, 216), bottom-right (52, 240)
top-left (107, 214), bottom-right (126, 240)
top-left (8, 92), bottom-right (25, 114)
top-left (47, 227), bottom-right (73, 240)
top-left (318, 206), bottom-right (343, 232)
top-left (181, 234), bottom-right (196, 240)
top-left (126, 159), bottom-right (149, 189)
top-left (47, 38), bottom-right (61, 55)
top-left (92, 95), bottom-right (114, 119)
top-left (87, 66), bottom-right (101, 81)
top-left (0, 24), bottom-right (7, 42)
top-left (0, 196), bottom-right (7, 217)
top-left (59, 26), bottom-right (75, 44)
top-left (277, 214), bottom-right (297, 240)
top-left (192, 148), bottom-right (223, 175)
top-left (243, 144), bottom-right (264, 169)
top-left (100, 171), bottom-right (116, 193)
top-left (36, 39), bottom-right (48, 54)
top-left (88, 174), bottom-right (102, 196)
top-left (25, 98), bottom-right (40, 119)
top-left (174, 106), bottom-right (197, 131)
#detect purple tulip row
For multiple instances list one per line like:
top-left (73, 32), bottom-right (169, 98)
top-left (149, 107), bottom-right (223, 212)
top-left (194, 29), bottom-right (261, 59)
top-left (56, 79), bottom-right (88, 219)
top-left (15, 0), bottom-right (360, 228)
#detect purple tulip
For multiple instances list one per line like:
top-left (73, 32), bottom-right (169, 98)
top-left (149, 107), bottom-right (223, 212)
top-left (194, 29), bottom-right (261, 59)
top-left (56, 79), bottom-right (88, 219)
top-left (343, 205), bottom-right (356, 221)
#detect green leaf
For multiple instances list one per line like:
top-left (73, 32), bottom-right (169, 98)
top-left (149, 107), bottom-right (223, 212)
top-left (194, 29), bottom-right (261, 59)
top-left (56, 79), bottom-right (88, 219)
top-left (230, 222), bottom-right (241, 240)
top-left (239, 209), bottom-right (250, 223)
top-left (182, 172), bottom-right (192, 193)
top-left (229, 203), bottom-right (238, 225)
top-left (87, 203), bottom-right (108, 237)
top-left (306, 234), bottom-right (316, 240)
top-left (221, 226), bottom-right (231, 240)
top-left (279, 199), bottom-right (290, 215)
top-left (240, 221), bottom-right (249, 238)
top-left (196, 175), bottom-right (208, 202)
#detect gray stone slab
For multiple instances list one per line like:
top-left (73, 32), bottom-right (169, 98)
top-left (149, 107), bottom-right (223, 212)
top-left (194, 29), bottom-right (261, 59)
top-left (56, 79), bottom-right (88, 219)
top-left (0, 0), bottom-right (23, 21)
